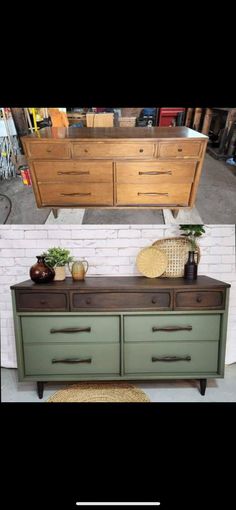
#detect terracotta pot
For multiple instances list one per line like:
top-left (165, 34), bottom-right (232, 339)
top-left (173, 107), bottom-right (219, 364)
top-left (30, 256), bottom-right (55, 284)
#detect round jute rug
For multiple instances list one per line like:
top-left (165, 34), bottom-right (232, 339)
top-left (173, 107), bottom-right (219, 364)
top-left (47, 382), bottom-right (150, 403)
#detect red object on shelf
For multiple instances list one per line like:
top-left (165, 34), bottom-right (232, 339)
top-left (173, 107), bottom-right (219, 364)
top-left (158, 107), bottom-right (186, 127)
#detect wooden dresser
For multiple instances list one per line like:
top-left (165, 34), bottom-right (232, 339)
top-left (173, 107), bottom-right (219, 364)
top-left (11, 276), bottom-right (230, 398)
top-left (21, 127), bottom-right (208, 218)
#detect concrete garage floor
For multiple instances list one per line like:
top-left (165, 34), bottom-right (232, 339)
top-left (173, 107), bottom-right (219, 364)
top-left (0, 153), bottom-right (236, 224)
top-left (0, 175), bottom-right (50, 224)
top-left (1, 364), bottom-right (236, 402)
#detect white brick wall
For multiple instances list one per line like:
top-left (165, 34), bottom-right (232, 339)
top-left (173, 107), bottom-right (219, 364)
top-left (0, 224), bottom-right (235, 367)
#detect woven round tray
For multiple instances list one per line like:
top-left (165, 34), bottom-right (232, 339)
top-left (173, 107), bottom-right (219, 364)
top-left (152, 237), bottom-right (201, 278)
top-left (47, 383), bottom-right (150, 402)
top-left (136, 246), bottom-right (168, 278)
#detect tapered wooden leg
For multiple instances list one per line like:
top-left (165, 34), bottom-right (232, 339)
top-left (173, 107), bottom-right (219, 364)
top-left (52, 208), bottom-right (58, 219)
top-left (199, 379), bottom-right (207, 396)
top-left (37, 382), bottom-right (44, 399)
top-left (171, 209), bottom-right (179, 219)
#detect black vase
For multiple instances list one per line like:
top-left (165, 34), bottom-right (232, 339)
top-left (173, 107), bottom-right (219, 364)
top-left (184, 251), bottom-right (198, 280)
top-left (30, 256), bottom-right (55, 283)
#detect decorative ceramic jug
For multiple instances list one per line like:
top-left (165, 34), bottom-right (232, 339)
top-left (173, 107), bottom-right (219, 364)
top-left (69, 260), bottom-right (89, 281)
top-left (30, 256), bottom-right (55, 284)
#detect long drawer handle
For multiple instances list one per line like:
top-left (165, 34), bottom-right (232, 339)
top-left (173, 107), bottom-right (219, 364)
top-left (152, 326), bottom-right (193, 332)
top-left (138, 192), bottom-right (169, 196)
top-left (60, 193), bottom-right (91, 196)
top-left (57, 171), bottom-right (90, 175)
top-left (50, 327), bottom-right (91, 334)
top-left (152, 355), bottom-right (191, 362)
top-left (138, 171), bottom-right (172, 176)
top-left (51, 357), bottom-right (92, 364)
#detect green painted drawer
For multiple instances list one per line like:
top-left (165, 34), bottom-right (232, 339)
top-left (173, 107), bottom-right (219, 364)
top-left (124, 314), bottom-right (221, 342)
top-left (124, 341), bottom-right (219, 374)
top-left (24, 344), bottom-right (120, 375)
top-left (21, 316), bottom-right (120, 344)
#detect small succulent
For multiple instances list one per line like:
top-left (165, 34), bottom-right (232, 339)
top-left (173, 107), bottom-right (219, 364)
top-left (42, 247), bottom-right (73, 268)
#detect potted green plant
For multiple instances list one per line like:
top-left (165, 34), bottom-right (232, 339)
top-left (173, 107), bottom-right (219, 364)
top-left (42, 247), bottom-right (74, 281)
top-left (179, 225), bottom-right (205, 280)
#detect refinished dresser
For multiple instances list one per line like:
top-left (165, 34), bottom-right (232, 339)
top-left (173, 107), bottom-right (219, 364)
top-left (21, 127), bottom-right (208, 218)
top-left (11, 276), bottom-right (230, 398)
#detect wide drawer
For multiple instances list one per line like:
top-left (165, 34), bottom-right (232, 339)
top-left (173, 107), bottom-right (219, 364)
top-left (124, 314), bottom-right (221, 342)
top-left (116, 183), bottom-right (191, 206)
top-left (116, 160), bottom-right (196, 184)
top-left (175, 290), bottom-right (225, 310)
top-left (71, 291), bottom-right (172, 311)
top-left (21, 315), bottom-right (120, 343)
top-left (158, 141), bottom-right (202, 158)
top-left (72, 142), bottom-right (155, 159)
top-left (124, 341), bottom-right (219, 374)
top-left (38, 182), bottom-right (113, 206)
top-left (24, 344), bottom-right (120, 375)
top-left (15, 291), bottom-right (68, 311)
top-left (33, 160), bottom-right (113, 183)
top-left (26, 142), bottom-right (70, 159)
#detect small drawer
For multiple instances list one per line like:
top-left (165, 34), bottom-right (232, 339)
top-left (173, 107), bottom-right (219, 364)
top-left (33, 160), bottom-right (113, 183)
top-left (21, 315), bottom-right (120, 344)
top-left (158, 141), bottom-right (202, 158)
top-left (124, 341), bottom-right (219, 375)
top-left (116, 183), bottom-right (191, 206)
top-left (26, 142), bottom-right (70, 159)
top-left (124, 314), bottom-right (221, 342)
top-left (15, 291), bottom-right (68, 311)
top-left (38, 182), bottom-right (113, 206)
top-left (24, 343), bottom-right (120, 376)
top-left (71, 292), bottom-right (172, 311)
top-left (116, 161), bottom-right (196, 184)
top-left (175, 290), bottom-right (225, 310)
top-left (72, 142), bottom-right (155, 159)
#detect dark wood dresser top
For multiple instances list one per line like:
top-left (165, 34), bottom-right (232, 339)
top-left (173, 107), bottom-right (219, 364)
top-left (11, 275), bottom-right (230, 291)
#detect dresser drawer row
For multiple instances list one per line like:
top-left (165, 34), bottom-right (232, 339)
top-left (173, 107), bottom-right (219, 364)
top-left (15, 289), bottom-right (226, 312)
top-left (23, 341), bottom-right (219, 377)
top-left (32, 160), bottom-right (197, 185)
top-left (25, 141), bottom-right (204, 160)
top-left (21, 314), bottom-right (221, 345)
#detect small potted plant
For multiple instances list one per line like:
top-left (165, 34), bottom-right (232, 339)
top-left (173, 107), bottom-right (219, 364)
top-left (179, 225), bottom-right (205, 280)
top-left (42, 247), bottom-right (74, 281)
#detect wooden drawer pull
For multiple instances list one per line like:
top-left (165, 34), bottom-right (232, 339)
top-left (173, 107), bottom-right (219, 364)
top-left (138, 192), bottom-right (168, 196)
top-left (50, 327), bottom-right (91, 334)
top-left (178, 148), bottom-right (183, 152)
top-left (139, 171), bottom-right (172, 176)
top-left (60, 192), bottom-right (91, 197)
top-left (51, 357), bottom-right (92, 364)
top-left (40, 300), bottom-right (47, 305)
top-left (139, 149), bottom-right (144, 153)
top-left (152, 355), bottom-right (191, 362)
top-left (196, 296), bottom-right (202, 303)
top-left (57, 171), bottom-right (90, 175)
top-left (152, 326), bottom-right (192, 332)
